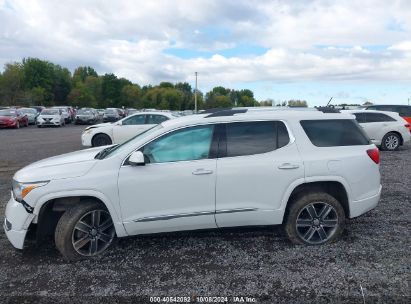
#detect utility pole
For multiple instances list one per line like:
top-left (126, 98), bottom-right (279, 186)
top-left (408, 98), bottom-right (410, 106)
top-left (194, 72), bottom-right (198, 113)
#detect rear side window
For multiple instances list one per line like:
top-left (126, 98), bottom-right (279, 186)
top-left (353, 113), bottom-right (366, 123)
top-left (224, 121), bottom-right (289, 157)
top-left (146, 114), bottom-right (169, 124)
top-left (365, 113), bottom-right (396, 122)
top-left (301, 119), bottom-right (369, 147)
top-left (398, 106), bottom-right (411, 117)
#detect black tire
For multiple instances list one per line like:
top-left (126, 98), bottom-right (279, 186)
top-left (284, 192), bottom-right (345, 245)
top-left (92, 133), bottom-right (112, 147)
top-left (381, 132), bottom-right (400, 151)
top-left (55, 200), bottom-right (116, 261)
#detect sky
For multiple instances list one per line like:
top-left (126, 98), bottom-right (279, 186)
top-left (0, 0), bottom-right (410, 106)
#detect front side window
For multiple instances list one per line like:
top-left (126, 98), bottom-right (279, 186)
top-left (142, 125), bottom-right (214, 163)
top-left (301, 119), bottom-right (369, 147)
top-left (225, 121), bottom-right (277, 157)
top-left (146, 114), bottom-right (169, 124)
top-left (123, 115), bottom-right (145, 125)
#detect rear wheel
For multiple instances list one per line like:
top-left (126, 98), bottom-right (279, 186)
top-left (381, 132), bottom-right (400, 151)
top-left (92, 133), bottom-right (112, 147)
top-left (284, 192), bottom-right (345, 245)
top-left (55, 201), bottom-right (116, 261)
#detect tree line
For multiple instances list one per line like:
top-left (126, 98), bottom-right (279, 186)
top-left (0, 58), bottom-right (271, 110)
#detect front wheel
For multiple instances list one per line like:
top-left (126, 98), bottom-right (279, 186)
top-left (381, 132), bottom-right (400, 151)
top-left (55, 201), bottom-right (116, 260)
top-left (92, 133), bottom-right (112, 147)
top-left (284, 192), bottom-right (345, 245)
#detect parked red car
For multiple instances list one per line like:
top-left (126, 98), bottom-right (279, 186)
top-left (0, 109), bottom-right (29, 129)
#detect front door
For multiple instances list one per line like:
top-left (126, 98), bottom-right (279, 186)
top-left (118, 124), bottom-right (217, 235)
top-left (113, 114), bottom-right (148, 143)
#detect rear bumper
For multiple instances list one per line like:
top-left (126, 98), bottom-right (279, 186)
top-left (350, 185), bottom-right (382, 218)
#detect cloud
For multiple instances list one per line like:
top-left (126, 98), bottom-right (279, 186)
top-left (0, 0), bottom-right (411, 92)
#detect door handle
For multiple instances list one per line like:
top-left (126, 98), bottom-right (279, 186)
top-left (278, 163), bottom-right (300, 170)
top-left (192, 169), bottom-right (213, 175)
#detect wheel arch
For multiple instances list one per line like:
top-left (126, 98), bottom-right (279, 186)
top-left (91, 132), bottom-right (113, 146)
top-left (282, 179), bottom-right (351, 221)
top-left (33, 191), bottom-right (126, 243)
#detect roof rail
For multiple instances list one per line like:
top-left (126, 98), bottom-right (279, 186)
top-left (205, 109), bottom-right (248, 118)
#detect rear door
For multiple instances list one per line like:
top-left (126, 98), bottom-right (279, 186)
top-left (215, 120), bottom-right (305, 227)
top-left (363, 113), bottom-right (397, 144)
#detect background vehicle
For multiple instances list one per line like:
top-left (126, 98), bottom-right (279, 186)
top-left (344, 110), bottom-right (411, 150)
top-left (52, 106), bottom-right (72, 123)
top-left (125, 108), bottom-right (137, 116)
top-left (30, 106), bottom-right (45, 114)
top-left (82, 111), bottom-right (176, 146)
top-left (74, 108), bottom-right (99, 125)
top-left (37, 108), bottom-right (65, 127)
top-left (4, 110), bottom-right (381, 260)
top-left (103, 108), bottom-right (121, 122)
top-left (365, 105), bottom-right (411, 131)
top-left (19, 108), bottom-right (39, 125)
top-left (0, 108), bottom-right (28, 128)
top-left (96, 109), bottom-right (105, 119)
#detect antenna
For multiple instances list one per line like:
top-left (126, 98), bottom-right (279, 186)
top-left (326, 97), bottom-right (333, 106)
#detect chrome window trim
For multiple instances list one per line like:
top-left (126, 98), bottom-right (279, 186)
top-left (133, 208), bottom-right (258, 222)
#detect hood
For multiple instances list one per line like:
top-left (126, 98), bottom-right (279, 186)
top-left (14, 146), bottom-right (105, 183)
top-left (85, 122), bottom-right (113, 130)
top-left (39, 115), bottom-right (60, 119)
top-left (0, 115), bottom-right (16, 121)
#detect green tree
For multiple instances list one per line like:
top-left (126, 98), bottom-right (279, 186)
top-left (67, 82), bottom-right (96, 108)
top-left (287, 100), bottom-right (308, 107)
top-left (0, 63), bottom-right (24, 106)
top-left (52, 65), bottom-right (71, 104)
top-left (73, 66), bottom-right (98, 83)
top-left (120, 84), bottom-right (141, 108)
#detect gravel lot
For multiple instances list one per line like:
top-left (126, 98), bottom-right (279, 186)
top-left (0, 125), bottom-right (409, 303)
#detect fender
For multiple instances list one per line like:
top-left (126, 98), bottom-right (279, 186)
top-left (279, 175), bottom-right (352, 212)
top-left (32, 189), bottom-right (128, 237)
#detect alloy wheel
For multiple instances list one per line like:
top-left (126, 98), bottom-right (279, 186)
top-left (385, 135), bottom-right (399, 150)
top-left (71, 210), bottom-right (115, 256)
top-left (295, 202), bottom-right (339, 244)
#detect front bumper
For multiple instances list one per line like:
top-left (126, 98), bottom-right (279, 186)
top-left (81, 132), bottom-right (93, 146)
top-left (350, 185), bottom-right (382, 218)
top-left (3, 193), bottom-right (34, 249)
top-left (37, 120), bottom-right (60, 126)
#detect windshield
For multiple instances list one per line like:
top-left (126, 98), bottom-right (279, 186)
top-left (20, 108), bottom-right (37, 114)
top-left (98, 124), bottom-right (164, 159)
top-left (0, 110), bottom-right (16, 116)
top-left (41, 109), bottom-right (59, 115)
top-left (78, 109), bottom-right (92, 115)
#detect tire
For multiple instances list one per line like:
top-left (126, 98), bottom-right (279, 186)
top-left (284, 192), bottom-right (345, 245)
top-left (55, 200), bottom-right (116, 261)
top-left (92, 133), bottom-right (112, 147)
top-left (381, 132), bottom-right (400, 151)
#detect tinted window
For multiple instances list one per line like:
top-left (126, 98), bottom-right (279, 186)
top-left (122, 115), bottom-right (145, 125)
top-left (277, 122), bottom-right (290, 148)
top-left (353, 113), bottom-right (366, 123)
top-left (301, 120), bottom-right (369, 147)
top-left (146, 114), bottom-right (169, 124)
top-left (142, 125), bottom-right (214, 163)
top-left (366, 113), bottom-right (396, 122)
top-left (398, 106), bottom-right (411, 117)
top-left (225, 121), bottom-right (277, 157)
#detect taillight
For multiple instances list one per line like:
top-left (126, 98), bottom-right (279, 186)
top-left (405, 123), bottom-right (410, 129)
top-left (367, 148), bottom-right (380, 164)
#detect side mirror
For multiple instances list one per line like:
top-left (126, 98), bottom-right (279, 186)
top-left (128, 151), bottom-right (145, 166)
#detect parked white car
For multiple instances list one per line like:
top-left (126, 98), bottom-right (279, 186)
top-left (4, 109), bottom-right (382, 260)
top-left (81, 111), bottom-right (177, 147)
top-left (36, 109), bottom-right (65, 127)
top-left (343, 110), bottom-right (410, 150)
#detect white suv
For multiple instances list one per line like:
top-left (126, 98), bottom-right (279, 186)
top-left (4, 109), bottom-right (382, 260)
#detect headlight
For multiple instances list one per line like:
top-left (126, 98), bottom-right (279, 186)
top-left (12, 180), bottom-right (49, 202)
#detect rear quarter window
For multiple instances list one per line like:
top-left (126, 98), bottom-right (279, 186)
top-left (301, 119), bottom-right (369, 147)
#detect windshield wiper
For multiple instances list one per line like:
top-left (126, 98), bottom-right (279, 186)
top-left (95, 145), bottom-right (118, 160)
